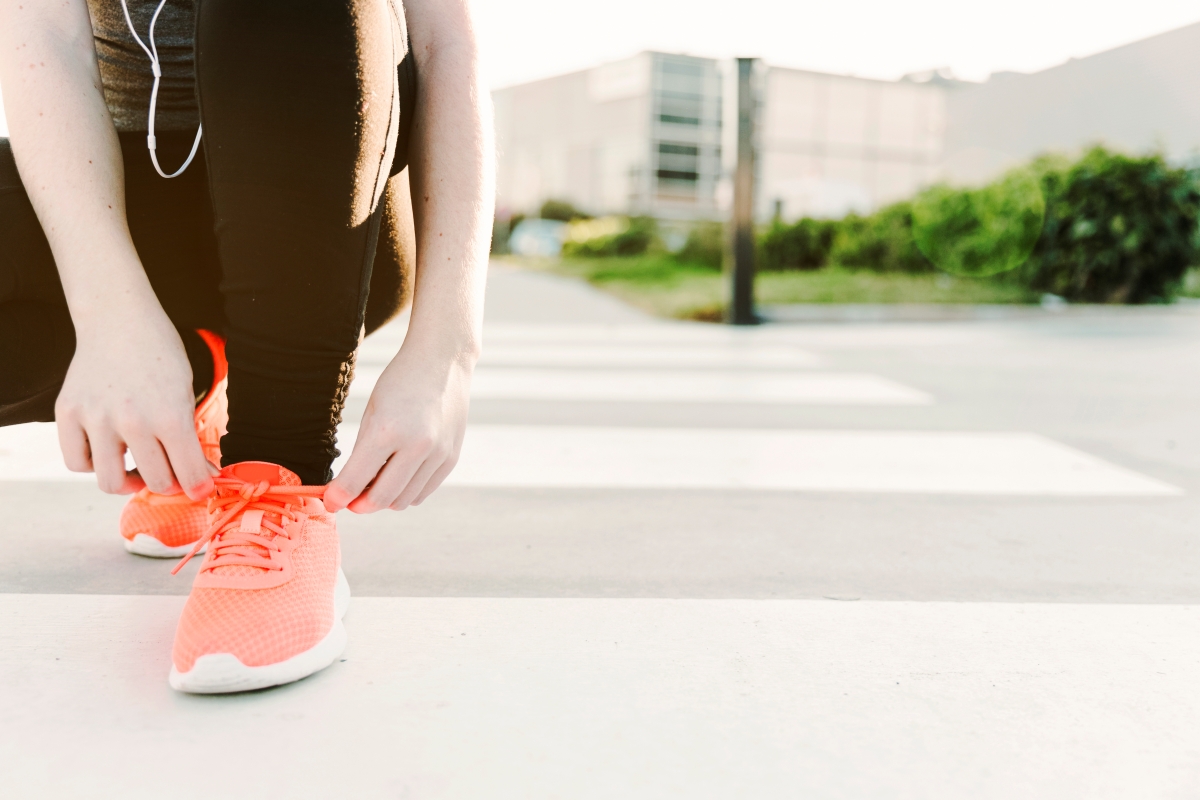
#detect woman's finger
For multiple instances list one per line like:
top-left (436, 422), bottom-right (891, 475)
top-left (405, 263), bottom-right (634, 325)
top-left (390, 453), bottom-right (449, 510)
top-left (87, 430), bottom-right (130, 495)
top-left (55, 414), bottom-right (93, 473)
top-left (409, 455), bottom-right (458, 507)
top-left (157, 416), bottom-right (213, 500)
top-left (125, 433), bottom-right (179, 495)
top-left (326, 429), bottom-right (397, 511)
top-left (347, 450), bottom-right (425, 514)
top-left (119, 470), bottom-right (148, 494)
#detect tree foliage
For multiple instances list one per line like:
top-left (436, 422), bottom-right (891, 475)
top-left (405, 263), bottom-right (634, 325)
top-left (912, 169), bottom-right (1045, 278)
top-left (1021, 147), bottom-right (1200, 303)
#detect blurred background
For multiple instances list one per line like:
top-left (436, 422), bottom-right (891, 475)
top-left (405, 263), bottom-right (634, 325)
top-left (4, 1), bottom-right (1197, 318)
top-left (475, 0), bottom-right (1200, 318)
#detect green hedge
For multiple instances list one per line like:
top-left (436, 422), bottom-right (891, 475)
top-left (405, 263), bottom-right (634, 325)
top-left (562, 216), bottom-right (658, 258)
top-left (759, 218), bottom-right (837, 271)
top-left (754, 205), bottom-right (933, 274)
top-left (675, 221), bottom-right (725, 269)
top-left (532, 146), bottom-right (1200, 303)
top-left (539, 199), bottom-right (590, 222)
top-left (1022, 148), bottom-right (1200, 303)
top-left (830, 202), bottom-right (931, 273)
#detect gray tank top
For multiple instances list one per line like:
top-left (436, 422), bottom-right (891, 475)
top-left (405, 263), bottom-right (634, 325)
top-left (87, 0), bottom-right (198, 133)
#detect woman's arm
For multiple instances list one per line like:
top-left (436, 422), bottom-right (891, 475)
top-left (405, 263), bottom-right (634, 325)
top-left (324, 0), bottom-right (493, 512)
top-left (0, 0), bottom-right (214, 500)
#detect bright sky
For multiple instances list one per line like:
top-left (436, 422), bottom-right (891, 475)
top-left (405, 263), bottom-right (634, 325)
top-left (2, 0), bottom-right (1197, 135)
top-left (473, 0), bottom-right (1200, 88)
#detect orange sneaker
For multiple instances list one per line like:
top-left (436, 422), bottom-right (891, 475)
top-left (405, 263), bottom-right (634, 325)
top-left (168, 461), bottom-right (349, 694)
top-left (120, 329), bottom-right (228, 557)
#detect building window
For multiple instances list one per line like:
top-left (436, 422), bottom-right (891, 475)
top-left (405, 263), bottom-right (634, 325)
top-left (657, 142), bottom-right (700, 196)
top-left (657, 60), bottom-right (708, 127)
top-left (659, 93), bottom-right (703, 126)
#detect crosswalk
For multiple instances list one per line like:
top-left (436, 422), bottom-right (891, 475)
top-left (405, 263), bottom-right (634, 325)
top-left (339, 317), bottom-right (1178, 495)
top-left (2, 268), bottom-right (1197, 796)
top-left (11, 317), bottom-right (1175, 495)
top-left (329, 424), bottom-right (1178, 494)
top-left (354, 366), bottom-right (934, 404)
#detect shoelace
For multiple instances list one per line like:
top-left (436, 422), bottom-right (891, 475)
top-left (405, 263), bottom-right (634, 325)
top-left (171, 478), bottom-right (327, 576)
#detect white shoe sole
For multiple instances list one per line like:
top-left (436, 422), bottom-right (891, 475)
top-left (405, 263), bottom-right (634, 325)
top-left (124, 534), bottom-right (206, 559)
top-left (168, 568), bottom-right (351, 694)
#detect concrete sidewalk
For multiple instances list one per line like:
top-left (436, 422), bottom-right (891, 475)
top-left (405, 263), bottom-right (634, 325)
top-left (3, 264), bottom-right (1200, 797)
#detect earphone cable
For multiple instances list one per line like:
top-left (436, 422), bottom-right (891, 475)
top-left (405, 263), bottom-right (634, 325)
top-left (119, 0), bottom-right (203, 179)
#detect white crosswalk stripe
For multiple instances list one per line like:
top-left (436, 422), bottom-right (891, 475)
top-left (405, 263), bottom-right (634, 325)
top-left (330, 424), bottom-right (1180, 495)
top-left (4, 416), bottom-right (1175, 496)
top-left (350, 366), bottom-right (932, 404)
top-left (475, 341), bottom-right (824, 369)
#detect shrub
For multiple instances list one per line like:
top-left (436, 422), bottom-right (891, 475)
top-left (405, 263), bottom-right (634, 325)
top-left (539, 199), bottom-right (590, 222)
top-left (1020, 147), bottom-right (1200, 303)
top-left (759, 218), bottom-right (838, 271)
top-left (912, 169), bottom-right (1045, 277)
top-left (830, 201), bottom-right (931, 272)
top-left (562, 216), bottom-right (658, 257)
top-left (675, 221), bottom-right (725, 269)
top-left (490, 218), bottom-right (504, 254)
top-left (490, 213), bottom-right (525, 254)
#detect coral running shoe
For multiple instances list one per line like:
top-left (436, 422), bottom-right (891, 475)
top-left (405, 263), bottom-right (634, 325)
top-left (168, 461), bottom-right (349, 694)
top-left (120, 329), bottom-right (228, 557)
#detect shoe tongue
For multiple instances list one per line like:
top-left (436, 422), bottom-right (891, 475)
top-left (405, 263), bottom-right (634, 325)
top-left (219, 461), bottom-right (302, 486)
top-left (209, 462), bottom-right (301, 577)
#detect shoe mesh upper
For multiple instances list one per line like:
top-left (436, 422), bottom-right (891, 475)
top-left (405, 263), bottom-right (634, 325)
top-left (119, 492), bottom-right (210, 548)
top-left (172, 468), bottom-right (339, 672)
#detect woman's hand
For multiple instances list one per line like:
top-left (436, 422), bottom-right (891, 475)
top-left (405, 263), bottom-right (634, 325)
top-left (324, 0), bottom-right (491, 513)
top-left (55, 308), bottom-right (215, 501)
top-left (324, 347), bottom-right (472, 513)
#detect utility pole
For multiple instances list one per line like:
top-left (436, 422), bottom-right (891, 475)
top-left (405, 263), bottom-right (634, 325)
top-left (728, 57), bottom-right (759, 325)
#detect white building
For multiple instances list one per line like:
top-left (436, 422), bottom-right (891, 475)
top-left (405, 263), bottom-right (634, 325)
top-left (493, 52), bottom-right (722, 222)
top-left (493, 52), bottom-right (942, 223)
top-left (493, 21), bottom-right (1200, 224)
top-left (940, 21), bottom-right (1200, 185)
top-left (754, 67), bottom-right (948, 220)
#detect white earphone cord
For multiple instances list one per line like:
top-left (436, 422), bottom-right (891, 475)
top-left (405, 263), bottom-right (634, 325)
top-left (119, 0), bottom-right (202, 179)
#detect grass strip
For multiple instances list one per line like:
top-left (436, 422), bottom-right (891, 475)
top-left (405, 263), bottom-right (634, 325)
top-left (501, 255), bottom-right (1038, 320)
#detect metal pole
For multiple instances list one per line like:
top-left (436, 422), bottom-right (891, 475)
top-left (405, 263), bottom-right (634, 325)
top-left (728, 57), bottom-right (759, 325)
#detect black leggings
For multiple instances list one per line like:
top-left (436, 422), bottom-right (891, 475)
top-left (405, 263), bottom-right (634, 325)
top-left (0, 0), bottom-right (418, 484)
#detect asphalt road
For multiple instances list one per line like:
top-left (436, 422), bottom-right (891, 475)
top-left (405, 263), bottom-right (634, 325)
top-left (3, 265), bottom-right (1200, 797)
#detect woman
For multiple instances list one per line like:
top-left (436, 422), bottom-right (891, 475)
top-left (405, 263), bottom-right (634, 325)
top-left (0, 0), bottom-right (492, 692)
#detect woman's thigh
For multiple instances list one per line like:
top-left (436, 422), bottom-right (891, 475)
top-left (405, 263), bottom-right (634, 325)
top-left (0, 134), bottom-right (223, 422)
top-left (1, 133), bottom-right (225, 331)
top-left (120, 131), bottom-right (226, 335)
top-left (0, 138), bottom-right (74, 421)
top-left (0, 139), bottom-right (65, 310)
